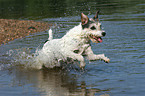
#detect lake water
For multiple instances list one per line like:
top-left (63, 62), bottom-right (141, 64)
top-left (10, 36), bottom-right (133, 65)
top-left (0, 0), bottom-right (145, 96)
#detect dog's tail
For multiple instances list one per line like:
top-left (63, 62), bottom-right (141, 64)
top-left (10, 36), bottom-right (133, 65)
top-left (48, 29), bottom-right (53, 40)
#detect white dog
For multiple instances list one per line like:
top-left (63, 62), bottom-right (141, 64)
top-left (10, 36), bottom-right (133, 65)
top-left (34, 11), bottom-right (110, 69)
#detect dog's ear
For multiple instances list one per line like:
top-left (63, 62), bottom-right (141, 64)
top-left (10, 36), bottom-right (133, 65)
top-left (93, 11), bottom-right (99, 21)
top-left (81, 13), bottom-right (89, 25)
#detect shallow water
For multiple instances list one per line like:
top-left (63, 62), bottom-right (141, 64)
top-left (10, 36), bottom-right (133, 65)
top-left (0, 0), bottom-right (145, 96)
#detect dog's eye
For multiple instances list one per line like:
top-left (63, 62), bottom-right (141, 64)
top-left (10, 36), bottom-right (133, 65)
top-left (90, 26), bottom-right (96, 30)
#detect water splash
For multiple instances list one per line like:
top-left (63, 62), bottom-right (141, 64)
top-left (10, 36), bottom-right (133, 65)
top-left (5, 47), bottom-right (41, 69)
top-left (5, 46), bottom-right (77, 70)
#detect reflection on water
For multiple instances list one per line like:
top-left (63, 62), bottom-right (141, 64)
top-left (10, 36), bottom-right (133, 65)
top-left (10, 67), bottom-right (110, 96)
top-left (0, 0), bottom-right (145, 96)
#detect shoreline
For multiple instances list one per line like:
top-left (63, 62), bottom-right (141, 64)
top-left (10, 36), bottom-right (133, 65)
top-left (0, 19), bottom-right (51, 45)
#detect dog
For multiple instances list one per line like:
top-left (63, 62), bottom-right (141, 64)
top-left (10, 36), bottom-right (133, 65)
top-left (34, 11), bottom-right (110, 69)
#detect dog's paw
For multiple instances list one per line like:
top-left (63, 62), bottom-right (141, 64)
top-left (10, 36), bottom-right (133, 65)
top-left (104, 57), bottom-right (110, 63)
top-left (79, 61), bottom-right (86, 69)
top-left (100, 54), bottom-right (110, 63)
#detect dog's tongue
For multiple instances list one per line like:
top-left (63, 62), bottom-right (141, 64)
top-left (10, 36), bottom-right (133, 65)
top-left (93, 36), bottom-right (103, 43)
top-left (97, 37), bottom-right (102, 43)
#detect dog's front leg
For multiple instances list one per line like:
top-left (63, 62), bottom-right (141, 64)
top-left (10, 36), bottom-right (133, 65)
top-left (68, 52), bottom-right (86, 69)
top-left (85, 46), bottom-right (110, 63)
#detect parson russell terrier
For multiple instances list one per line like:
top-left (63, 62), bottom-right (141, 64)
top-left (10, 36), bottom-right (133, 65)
top-left (35, 11), bottom-right (110, 69)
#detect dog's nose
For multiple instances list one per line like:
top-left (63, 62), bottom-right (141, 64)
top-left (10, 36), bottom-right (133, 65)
top-left (102, 32), bottom-right (106, 36)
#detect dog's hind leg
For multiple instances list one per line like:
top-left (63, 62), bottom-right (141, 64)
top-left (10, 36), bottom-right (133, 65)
top-left (85, 46), bottom-right (110, 63)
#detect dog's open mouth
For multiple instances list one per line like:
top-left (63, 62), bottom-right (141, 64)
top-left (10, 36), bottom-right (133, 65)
top-left (93, 36), bottom-right (102, 43)
top-left (89, 35), bottom-right (103, 43)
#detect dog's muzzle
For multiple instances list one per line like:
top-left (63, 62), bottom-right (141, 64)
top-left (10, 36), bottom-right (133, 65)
top-left (89, 32), bottom-right (106, 43)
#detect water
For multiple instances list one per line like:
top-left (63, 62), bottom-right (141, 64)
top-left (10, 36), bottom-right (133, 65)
top-left (0, 0), bottom-right (145, 96)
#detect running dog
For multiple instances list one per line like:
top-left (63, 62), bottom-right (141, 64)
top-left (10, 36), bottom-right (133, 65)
top-left (35, 11), bottom-right (110, 69)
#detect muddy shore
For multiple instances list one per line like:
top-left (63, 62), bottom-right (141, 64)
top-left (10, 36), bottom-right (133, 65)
top-left (0, 19), bottom-right (51, 45)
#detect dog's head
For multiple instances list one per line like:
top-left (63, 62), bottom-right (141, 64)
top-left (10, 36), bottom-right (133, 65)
top-left (81, 11), bottom-right (106, 43)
